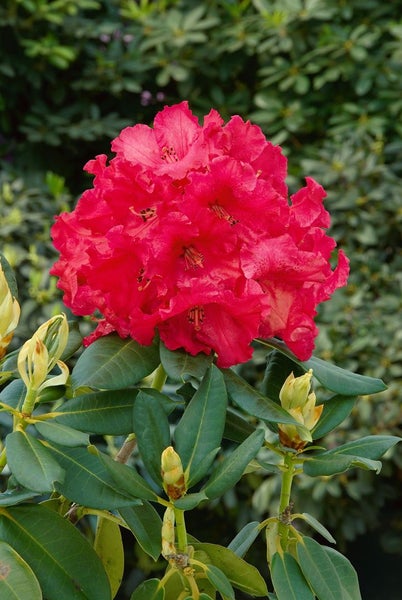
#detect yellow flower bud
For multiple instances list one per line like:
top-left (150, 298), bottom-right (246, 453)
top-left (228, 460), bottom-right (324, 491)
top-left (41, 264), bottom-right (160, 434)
top-left (161, 446), bottom-right (186, 500)
top-left (278, 370), bottom-right (323, 450)
top-left (35, 314), bottom-right (69, 370)
top-left (18, 335), bottom-right (49, 391)
top-left (0, 264), bottom-right (20, 359)
top-left (161, 506), bottom-right (176, 558)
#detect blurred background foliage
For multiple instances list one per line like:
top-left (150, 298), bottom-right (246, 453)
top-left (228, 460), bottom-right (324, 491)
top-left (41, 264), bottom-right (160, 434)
top-left (0, 0), bottom-right (401, 596)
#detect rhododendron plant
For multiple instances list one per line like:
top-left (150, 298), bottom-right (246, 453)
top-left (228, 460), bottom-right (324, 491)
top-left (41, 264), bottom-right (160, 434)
top-left (51, 101), bottom-right (349, 367)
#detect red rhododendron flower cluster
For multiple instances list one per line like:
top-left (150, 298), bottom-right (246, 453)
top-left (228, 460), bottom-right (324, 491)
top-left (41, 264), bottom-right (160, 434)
top-left (51, 101), bottom-right (349, 367)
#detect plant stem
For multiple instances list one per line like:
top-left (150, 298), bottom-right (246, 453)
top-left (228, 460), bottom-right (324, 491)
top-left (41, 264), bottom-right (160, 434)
top-left (174, 508), bottom-right (188, 553)
top-left (20, 387), bottom-right (38, 417)
top-left (278, 452), bottom-right (295, 550)
top-left (152, 362), bottom-right (167, 392)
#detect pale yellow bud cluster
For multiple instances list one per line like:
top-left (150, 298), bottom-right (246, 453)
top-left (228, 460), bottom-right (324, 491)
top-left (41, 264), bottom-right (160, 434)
top-left (0, 264), bottom-right (20, 359)
top-left (17, 314), bottom-right (69, 394)
top-left (161, 446), bottom-right (187, 500)
top-left (278, 369), bottom-right (323, 450)
top-left (161, 506), bottom-right (176, 558)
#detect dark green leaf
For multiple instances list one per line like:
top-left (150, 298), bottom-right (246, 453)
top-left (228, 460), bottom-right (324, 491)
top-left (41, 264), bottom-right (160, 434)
top-left (303, 453), bottom-right (381, 477)
top-left (132, 390), bottom-right (171, 487)
top-left (204, 429), bottom-right (265, 500)
top-left (261, 339), bottom-right (387, 395)
top-left (130, 579), bottom-right (164, 600)
top-left (297, 536), bottom-right (361, 599)
top-left (205, 564), bottom-right (234, 599)
top-left (193, 543), bottom-right (268, 597)
top-left (54, 389), bottom-right (138, 435)
top-left (6, 431), bottom-right (65, 492)
top-left (227, 521), bottom-right (261, 557)
top-left (223, 408), bottom-right (256, 443)
top-left (0, 253), bottom-right (18, 299)
top-left (34, 420), bottom-right (89, 447)
top-left (325, 435), bottom-right (401, 460)
top-left (173, 491), bottom-right (208, 510)
top-left (222, 368), bottom-right (306, 426)
top-left (312, 395), bottom-right (357, 439)
top-left (0, 541), bottom-right (42, 600)
top-left (0, 487), bottom-right (40, 507)
top-left (261, 350), bottom-right (304, 402)
top-left (175, 366), bottom-right (227, 487)
top-left (0, 504), bottom-right (111, 600)
top-left (46, 444), bottom-right (140, 509)
top-left (159, 342), bottom-right (213, 381)
top-left (296, 513), bottom-right (336, 545)
top-left (71, 335), bottom-right (160, 390)
top-left (99, 452), bottom-right (158, 501)
top-left (61, 320), bottom-right (83, 361)
top-left (119, 502), bottom-right (162, 561)
top-left (0, 380), bottom-right (26, 410)
top-left (271, 552), bottom-right (314, 600)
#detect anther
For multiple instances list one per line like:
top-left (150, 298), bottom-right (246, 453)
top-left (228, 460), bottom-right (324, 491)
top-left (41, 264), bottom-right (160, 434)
top-left (183, 246), bottom-right (204, 270)
top-left (187, 306), bottom-right (205, 331)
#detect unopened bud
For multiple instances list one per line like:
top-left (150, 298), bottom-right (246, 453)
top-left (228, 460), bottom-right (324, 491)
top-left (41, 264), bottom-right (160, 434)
top-left (0, 264), bottom-right (20, 358)
top-left (35, 314), bottom-right (69, 370)
top-left (161, 506), bottom-right (176, 558)
top-left (161, 446), bottom-right (186, 500)
top-left (18, 335), bottom-right (49, 391)
top-left (278, 370), bottom-right (323, 450)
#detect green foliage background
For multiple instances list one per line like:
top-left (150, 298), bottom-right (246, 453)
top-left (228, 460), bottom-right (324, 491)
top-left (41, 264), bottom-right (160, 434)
top-left (0, 0), bottom-right (401, 593)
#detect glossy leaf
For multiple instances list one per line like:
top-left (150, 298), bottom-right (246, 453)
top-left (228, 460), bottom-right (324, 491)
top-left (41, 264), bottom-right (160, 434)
top-left (0, 504), bottom-right (111, 600)
top-left (46, 444), bottom-right (140, 509)
top-left (227, 521), bottom-right (261, 557)
top-left (132, 389), bottom-right (171, 486)
top-left (193, 543), bottom-right (268, 597)
top-left (71, 334), bottom-right (160, 390)
top-left (175, 366), bottom-right (227, 486)
top-left (130, 579), bottom-right (164, 600)
top-left (204, 429), bottom-right (265, 500)
top-left (303, 453), bottom-right (382, 477)
top-left (0, 487), bottom-right (40, 507)
top-left (204, 564), bottom-right (234, 600)
top-left (0, 379), bottom-right (25, 410)
top-left (297, 536), bottom-right (361, 599)
top-left (100, 452), bottom-right (158, 501)
top-left (94, 517), bottom-right (124, 599)
top-left (54, 389), bottom-right (138, 435)
top-left (159, 341), bottom-right (213, 381)
top-left (312, 395), bottom-right (357, 439)
top-left (261, 350), bottom-right (304, 402)
top-left (119, 502), bottom-right (162, 561)
top-left (222, 368), bottom-right (308, 429)
top-left (262, 338), bottom-right (387, 395)
top-left (174, 491), bottom-right (208, 510)
top-left (6, 431), bottom-right (64, 493)
top-left (0, 541), bottom-right (42, 600)
top-left (34, 420), bottom-right (89, 447)
top-left (0, 253), bottom-right (18, 298)
top-left (325, 435), bottom-right (401, 460)
top-left (223, 408), bottom-right (256, 443)
top-left (271, 552), bottom-right (314, 600)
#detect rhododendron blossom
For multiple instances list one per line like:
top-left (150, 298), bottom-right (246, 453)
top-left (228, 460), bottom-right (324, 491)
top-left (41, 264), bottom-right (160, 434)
top-left (51, 101), bottom-right (349, 367)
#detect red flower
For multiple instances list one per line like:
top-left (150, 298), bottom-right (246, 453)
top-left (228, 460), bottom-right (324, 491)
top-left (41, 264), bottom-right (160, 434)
top-left (51, 102), bottom-right (349, 366)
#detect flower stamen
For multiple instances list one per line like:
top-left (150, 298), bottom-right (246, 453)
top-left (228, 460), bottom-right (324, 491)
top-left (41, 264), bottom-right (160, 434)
top-left (161, 145), bottom-right (179, 163)
top-left (211, 203), bottom-right (238, 226)
top-left (187, 306), bottom-right (205, 331)
top-left (137, 268), bottom-right (151, 291)
top-left (183, 246), bottom-right (204, 270)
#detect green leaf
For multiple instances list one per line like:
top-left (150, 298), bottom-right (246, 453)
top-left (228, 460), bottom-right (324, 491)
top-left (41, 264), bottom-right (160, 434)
top-left (204, 429), bottom-right (265, 500)
top-left (296, 513), bottom-right (336, 545)
top-left (119, 502), bottom-right (162, 561)
top-left (227, 521), bottom-right (261, 557)
top-left (130, 579), bottom-right (164, 600)
top-left (99, 452), bottom-right (159, 501)
top-left (0, 379), bottom-right (26, 410)
top-left (132, 389), bottom-right (171, 487)
top-left (94, 517), bottom-right (124, 599)
top-left (60, 320), bottom-right (83, 361)
top-left (204, 564), bottom-right (235, 599)
top-left (223, 408), bottom-right (256, 443)
top-left (0, 253), bottom-right (18, 299)
top-left (297, 536), bottom-right (361, 600)
top-left (0, 541), bottom-right (42, 600)
top-left (303, 453), bottom-right (382, 477)
top-left (193, 543), bottom-right (268, 597)
top-left (222, 368), bottom-right (307, 428)
top-left (0, 504), bottom-right (111, 600)
top-left (71, 334), bottom-right (160, 390)
top-left (159, 342), bottom-right (213, 381)
top-left (34, 421), bottom-right (89, 447)
top-left (262, 339), bottom-right (387, 395)
top-left (261, 350), bottom-right (304, 402)
top-left (175, 366), bottom-right (227, 487)
top-left (46, 444), bottom-right (140, 509)
top-left (0, 487), bottom-right (40, 507)
top-left (173, 491), bottom-right (208, 510)
top-left (54, 389), bottom-right (138, 435)
top-left (271, 552), bottom-right (314, 600)
top-left (325, 435), bottom-right (401, 460)
top-left (312, 395), bottom-right (357, 439)
top-left (6, 431), bottom-right (65, 493)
